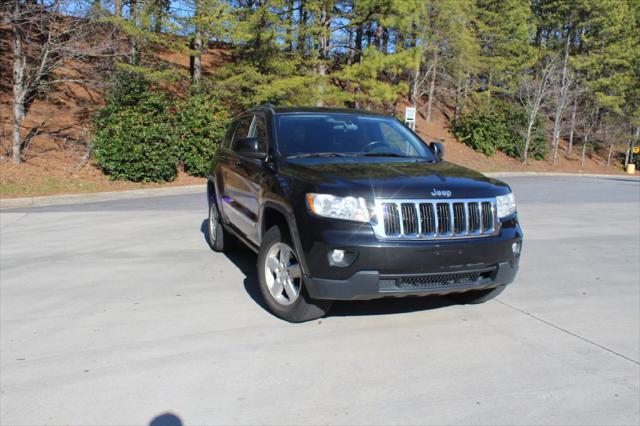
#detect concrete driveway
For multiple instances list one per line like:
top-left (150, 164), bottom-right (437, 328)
top-left (1, 176), bottom-right (639, 425)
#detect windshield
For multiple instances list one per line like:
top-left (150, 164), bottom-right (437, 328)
top-left (275, 113), bottom-right (436, 160)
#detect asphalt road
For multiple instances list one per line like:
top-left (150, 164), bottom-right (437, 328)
top-left (1, 176), bottom-right (639, 426)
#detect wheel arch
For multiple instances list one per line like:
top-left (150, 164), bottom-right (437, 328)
top-left (261, 202), bottom-right (310, 277)
top-left (206, 177), bottom-right (216, 203)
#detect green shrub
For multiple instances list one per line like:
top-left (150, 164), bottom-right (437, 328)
top-left (174, 91), bottom-right (231, 176)
top-left (452, 100), bottom-right (547, 161)
top-left (94, 73), bottom-right (179, 182)
top-left (95, 72), bottom-right (232, 182)
top-left (105, 70), bottom-right (153, 108)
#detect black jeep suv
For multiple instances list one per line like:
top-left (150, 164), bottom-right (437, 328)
top-left (206, 105), bottom-right (522, 322)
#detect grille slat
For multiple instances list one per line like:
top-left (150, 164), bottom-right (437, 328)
top-left (453, 202), bottom-right (466, 234)
top-left (401, 203), bottom-right (418, 235)
top-left (382, 203), bottom-right (400, 235)
top-left (437, 203), bottom-right (451, 234)
top-left (419, 203), bottom-right (435, 235)
top-left (468, 202), bottom-right (481, 233)
top-left (482, 202), bottom-right (493, 231)
top-left (375, 198), bottom-right (498, 240)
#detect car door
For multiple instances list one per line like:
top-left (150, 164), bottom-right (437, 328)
top-left (219, 113), bottom-right (268, 244)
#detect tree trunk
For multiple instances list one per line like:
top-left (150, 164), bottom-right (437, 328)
top-left (523, 117), bottom-right (535, 164)
top-left (191, 33), bottom-right (202, 83)
top-left (567, 97), bottom-right (577, 154)
top-left (366, 22), bottom-right (374, 47)
top-left (354, 24), bottom-right (363, 63)
top-left (286, 0), bottom-right (294, 52)
top-left (114, 0), bottom-right (122, 17)
top-left (581, 135), bottom-right (587, 167)
top-left (425, 49), bottom-right (438, 122)
top-left (315, 2), bottom-right (329, 107)
top-left (190, 0), bottom-right (203, 83)
top-left (153, 5), bottom-right (163, 33)
top-left (129, 0), bottom-right (138, 65)
top-left (297, 0), bottom-right (307, 55)
top-left (381, 28), bottom-right (389, 53)
top-left (410, 45), bottom-right (421, 107)
top-left (374, 23), bottom-right (383, 51)
top-left (551, 18), bottom-right (572, 165)
top-left (454, 80), bottom-right (462, 118)
top-left (604, 126), bottom-right (612, 167)
top-left (12, 0), bottom-right (25, 164)
top-left (463, 72), bottom-right (469, 101)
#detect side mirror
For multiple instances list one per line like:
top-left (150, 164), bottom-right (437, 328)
top-left (234, 137), bottom-right (265, 159)
top-left (430, 141), bottom-right (444, 159)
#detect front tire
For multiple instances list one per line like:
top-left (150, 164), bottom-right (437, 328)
top-left (449, 285), bottom-right (505, 304)
top-left (207, 198), bottom-right (235, 252)
top-left (258, 226), bottom-right (332, 322)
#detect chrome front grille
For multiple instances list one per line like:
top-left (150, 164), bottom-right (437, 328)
top-left (372, 198), bottom-right (498, 240)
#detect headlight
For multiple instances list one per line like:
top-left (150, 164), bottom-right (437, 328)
top-left (496, 193), bottom-right (516, 219)
top-left (306, 193), bottom-right (370, 222)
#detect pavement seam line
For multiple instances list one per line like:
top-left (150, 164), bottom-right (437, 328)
top-left (495, 299), bottom-right (640, 366)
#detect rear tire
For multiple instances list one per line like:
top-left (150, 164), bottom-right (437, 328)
top-left (449, 285), bottom-right (505, 304)
top-left (258, 225), bottom-right (332, 322)
top-left (207, 197), bottom-right (235, 252)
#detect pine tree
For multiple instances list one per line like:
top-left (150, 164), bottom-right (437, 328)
top-left (476, 0), bottom-right (536, 96)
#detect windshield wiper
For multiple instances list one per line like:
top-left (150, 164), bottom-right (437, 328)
top-left (357, 152), bottom-right (409, 158)
top-left (287, 152), bottom-right (354, 159)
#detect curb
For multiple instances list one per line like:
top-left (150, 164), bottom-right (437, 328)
top-left (0, 184), bottom-right (204, 209)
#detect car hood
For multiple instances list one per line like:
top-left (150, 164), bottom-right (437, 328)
top-left (279, 157), bottom-right (511, 199)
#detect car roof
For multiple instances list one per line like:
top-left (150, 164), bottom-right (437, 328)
top-left (250, 105), bottom-right (389, 117)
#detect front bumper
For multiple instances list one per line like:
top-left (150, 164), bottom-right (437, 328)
top-left (296, 214), bottom-right (522, 300)
top-left (304, 261), bottom-right (518, 300)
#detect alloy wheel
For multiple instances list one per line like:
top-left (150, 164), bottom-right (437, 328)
top-left (264, 242), bottom-right (302, 305)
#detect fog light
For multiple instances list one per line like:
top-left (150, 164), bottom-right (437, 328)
top-left (328, 249), bottom-right (357, 267)
top-left (330, 249), bottom-right (345, 264)
top-left (512, 241), bottom-right (522, 256)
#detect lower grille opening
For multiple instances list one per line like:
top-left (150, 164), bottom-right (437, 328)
top-left (392, 269), bottom-right (495, 290)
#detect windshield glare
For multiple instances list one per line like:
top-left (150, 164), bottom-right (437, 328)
top-left (275, 113), bottom-right (436, 160)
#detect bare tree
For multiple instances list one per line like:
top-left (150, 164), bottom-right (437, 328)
top-left (114, 0), bottom-right (122, 17)
top-left (578, 100), bottom-right (599, 169)
top-left (190, 0), bottom-right (203, 83)
top-left (517, 55), bottom-right (558, 164)
top-left (550, 13), bottom-right (574, 165)
top-left (11, 0), bottom-right (26, 163)
top-left (567, 96), bottom-right (578, 154)
top-left (6, 0), bottom-right (121, 163)
top-left (425, 49), bottom-right (438, 122)
top-left (550, 69), bottom-right (574, 164)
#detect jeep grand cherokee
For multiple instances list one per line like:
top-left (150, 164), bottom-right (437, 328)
top-left (206, 105), bottom-right (522, 322)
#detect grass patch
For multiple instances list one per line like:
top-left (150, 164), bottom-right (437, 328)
top-left (0, 177), bottom-right (101, 198)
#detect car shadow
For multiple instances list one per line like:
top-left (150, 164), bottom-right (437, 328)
top-left (149, 413), bottom-right (183, 426)
top-left (201, 219), bottom-right (270, 313)
top-left (200, 219), bottom-right (458, 318)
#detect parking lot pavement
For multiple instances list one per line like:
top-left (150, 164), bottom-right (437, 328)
top-left (1, 176), bottom-right (639, 425)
